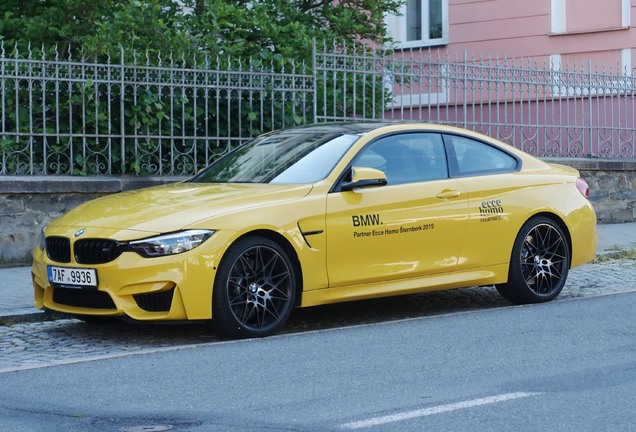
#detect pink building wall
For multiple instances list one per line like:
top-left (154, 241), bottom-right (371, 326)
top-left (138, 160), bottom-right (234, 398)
top-left (378, 1), bottom-right (636, 157)
top-left (441, 0), bottom-right (635, 72)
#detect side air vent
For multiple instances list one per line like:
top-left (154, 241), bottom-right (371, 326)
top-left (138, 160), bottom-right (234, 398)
top-left (134, 288), bottom-right (175, 312)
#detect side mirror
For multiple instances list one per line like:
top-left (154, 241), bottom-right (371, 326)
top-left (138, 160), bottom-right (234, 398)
top-left (341, 167), bottom-right (388, 191)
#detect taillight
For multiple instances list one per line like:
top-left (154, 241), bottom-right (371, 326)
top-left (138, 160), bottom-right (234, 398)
top-left (576, 177), bottom-right (590, 199)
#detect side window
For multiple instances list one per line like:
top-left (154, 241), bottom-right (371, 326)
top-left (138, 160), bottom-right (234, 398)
top-left (352, 133), bottom-right (448, 185)
top-left (447, 135), bottom-right (518, 177)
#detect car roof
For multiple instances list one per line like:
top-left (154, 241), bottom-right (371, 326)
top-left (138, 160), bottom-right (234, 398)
top-left (268, 122), bottom-right (401, 136)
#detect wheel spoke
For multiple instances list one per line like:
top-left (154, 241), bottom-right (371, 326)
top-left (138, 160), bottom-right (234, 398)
top-left (269, 289), bottom-right (291, 302)
top-left (237, 253), bottom-right (255, 277)
top-left (544, 238), bottom-right (564, 257)
top-left (536, 273), bottom-right (550, 294)
top-left (252, 302), bottom-right (264, 329)
top-left (523, 233), bottom-right (539, 256)
top-left (261, 252), bottom-right (280, 278)
top-left (228, 291), bottom-right (247, 307)
top-left (263, 297), bottom-right (281, 321)
top-left (227, 277), bottom-right (247, 298)
top-left (242, 302), bottom-right (257, 326)
top-left (270, 269), bottom-right (290, 285)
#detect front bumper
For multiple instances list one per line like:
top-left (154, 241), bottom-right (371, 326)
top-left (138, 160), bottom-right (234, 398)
top-left (31, 233), bottom-right (231, 321)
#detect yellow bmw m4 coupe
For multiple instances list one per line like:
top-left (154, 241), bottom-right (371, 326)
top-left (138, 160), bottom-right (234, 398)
top-left (32, 123), bottom-right (597, 338)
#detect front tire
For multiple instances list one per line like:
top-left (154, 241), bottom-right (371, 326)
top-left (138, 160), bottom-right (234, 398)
top-left (496, 217), bottom-right (570, 304)
top-left (212, 236), bottom-right (297, 339)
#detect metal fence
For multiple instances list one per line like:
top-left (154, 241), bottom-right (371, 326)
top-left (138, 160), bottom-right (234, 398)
top-left (317, 47), bottom-right (636, 158)
top-left (0, 45), bottom-right (315, 176)
top-left (2, 42), bottom-right (635, 176)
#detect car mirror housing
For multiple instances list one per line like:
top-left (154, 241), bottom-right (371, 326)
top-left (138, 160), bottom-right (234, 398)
top-left (341, 167), bottom-right (388, 191)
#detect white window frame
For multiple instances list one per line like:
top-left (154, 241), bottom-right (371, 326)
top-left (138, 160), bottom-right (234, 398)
top-left (550, 0), bottom-right (566, 33)
top-left (552, 0), bottom-right (630, 33)
top-left (386, 0), bottom-right (449, 49)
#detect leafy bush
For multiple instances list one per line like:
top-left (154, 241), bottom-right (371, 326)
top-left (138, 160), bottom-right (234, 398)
top-left (0, 0), bottom-right (400, 175)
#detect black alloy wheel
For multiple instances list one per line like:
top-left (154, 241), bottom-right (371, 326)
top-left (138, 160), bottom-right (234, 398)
top-left (496, 216), bottom-right (570, 304)
top-left (212, 236), bottom-right (297, 339)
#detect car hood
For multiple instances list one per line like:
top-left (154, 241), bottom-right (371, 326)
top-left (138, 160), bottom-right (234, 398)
top-left (51, 182), bottom-right (313, 233)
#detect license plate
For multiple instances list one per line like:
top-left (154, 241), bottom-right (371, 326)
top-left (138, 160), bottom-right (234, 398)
top-left (48, 266), bottom-right (98, 288)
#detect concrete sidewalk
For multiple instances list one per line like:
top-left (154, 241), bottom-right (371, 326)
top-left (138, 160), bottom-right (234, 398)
top-left (1, 222), bottom-right (634, 324)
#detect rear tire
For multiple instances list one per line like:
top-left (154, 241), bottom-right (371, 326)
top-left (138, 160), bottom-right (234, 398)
top-left (496, 216), bottom-right (570, 304)
top-left (212, 236), bottom-right (297, 339)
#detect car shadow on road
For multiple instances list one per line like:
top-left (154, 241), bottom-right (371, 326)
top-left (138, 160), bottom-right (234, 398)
top-left (36, 286), bottom-right (511, 347)
top-left (285, 286), bottom-right (510, 334)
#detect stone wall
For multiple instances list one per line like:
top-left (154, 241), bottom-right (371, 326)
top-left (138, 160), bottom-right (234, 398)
top-left (550, 159), bottom-right (636, 223)
top-left (1, 159), bottom-right (634, 266)
top-left (0, 176), bottom-right (184, 266)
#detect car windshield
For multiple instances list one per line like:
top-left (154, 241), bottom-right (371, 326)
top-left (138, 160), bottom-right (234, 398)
top-left (190, 129), bottom-right (360, 184)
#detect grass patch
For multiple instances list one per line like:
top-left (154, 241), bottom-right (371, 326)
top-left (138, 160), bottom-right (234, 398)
top-left (593, 248), bottom-right (636, 263)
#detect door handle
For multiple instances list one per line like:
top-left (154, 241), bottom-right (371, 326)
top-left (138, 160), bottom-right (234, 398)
top-left (436, 189), bottom-right (461, 199)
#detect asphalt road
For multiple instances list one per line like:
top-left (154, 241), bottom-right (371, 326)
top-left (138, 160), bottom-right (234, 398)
top-left (1, 290), bottom-right (635, 432)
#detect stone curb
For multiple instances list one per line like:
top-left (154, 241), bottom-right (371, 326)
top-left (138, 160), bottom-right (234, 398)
top-left (0, 309), bottom-right (70, 325)
top-left (0, 309), bottom-right (48, 325)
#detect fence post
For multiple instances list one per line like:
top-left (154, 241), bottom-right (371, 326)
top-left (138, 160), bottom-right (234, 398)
top-left (588, 59), bottom-right (593, 157)
top-left (463, 50), bottom-right (468, 129)
top-left (120, 47), bottom-right (126, 173)
top-left (312, 38), bottom-right (318, 124)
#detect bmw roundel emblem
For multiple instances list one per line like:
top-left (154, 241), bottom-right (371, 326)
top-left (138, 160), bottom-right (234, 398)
top-left (74, 229), bottom-right (86, 237)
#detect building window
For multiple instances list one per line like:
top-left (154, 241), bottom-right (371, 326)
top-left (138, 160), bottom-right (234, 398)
top-left (551, 0), bottom-right (630, 34)
top-left (387, 0), bottom-right (449, 48)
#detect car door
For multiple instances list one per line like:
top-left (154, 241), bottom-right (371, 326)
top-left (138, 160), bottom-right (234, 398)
top-left (443, 133), bottom-right (523, 269)
top-left (325, 132), bottom-right (470, 288)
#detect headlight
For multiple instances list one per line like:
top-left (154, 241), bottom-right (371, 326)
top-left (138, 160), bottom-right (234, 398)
top-left (38, 225), bottom-right (48, 250)
top-left (128, 230), bottom-right (214, 258)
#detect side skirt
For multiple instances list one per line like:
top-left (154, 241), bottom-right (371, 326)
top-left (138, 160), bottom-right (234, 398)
top-left (299, 263), bottom-right (509, 307)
